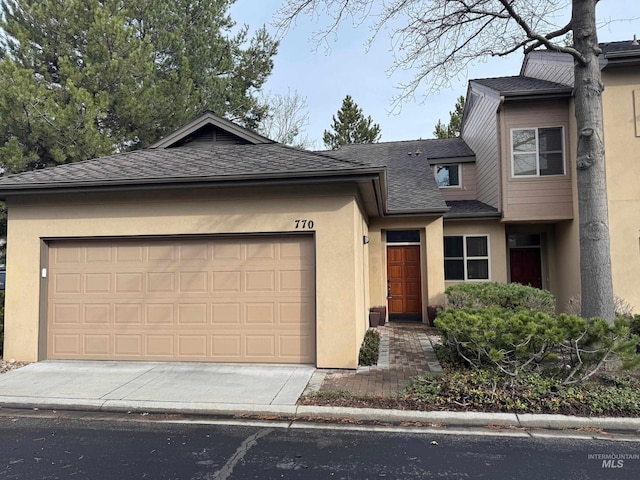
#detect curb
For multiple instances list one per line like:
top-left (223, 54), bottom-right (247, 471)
top-left (2, 398), bottom-right (640, 433)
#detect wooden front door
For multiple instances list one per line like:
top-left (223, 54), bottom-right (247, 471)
top-left (387, 245), bottom-right (422, 321)
top-left (509, 248), bottom-right (543, 289)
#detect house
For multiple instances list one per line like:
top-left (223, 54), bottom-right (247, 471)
top-left (1, 39), bottom-right (638, 369)
top-left (455, 39), bottom-right (640, 312)
top-left (0, 112), bottom-right (455, 369)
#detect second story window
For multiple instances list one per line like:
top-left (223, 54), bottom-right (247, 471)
top-left (434, 164), bottom-right (460, 187)
top-left (512, 127), bottom-right (564, 177)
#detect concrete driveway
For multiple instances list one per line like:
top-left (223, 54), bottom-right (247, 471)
top-left (0, 361), bottom-right (315, 415)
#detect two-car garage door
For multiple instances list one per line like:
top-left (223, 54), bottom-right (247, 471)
top-left (46, 235), bottom-right (315, 364)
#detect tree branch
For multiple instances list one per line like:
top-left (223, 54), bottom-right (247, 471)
top-left (496, 0), bottom-right (586, 64)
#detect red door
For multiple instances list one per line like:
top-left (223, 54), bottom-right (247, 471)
top-left (387, 245), bottom-right (422, 321)
top-left (509, 248), bottom-right (543, 289)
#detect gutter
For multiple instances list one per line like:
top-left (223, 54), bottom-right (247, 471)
top-left (444, 212), bottom-right (502, 220)
top-left (0, 168), bottom-right (386, 200)
top-left (501, 88), bottom-right (573, 101)
top-left (602, 50), bottom-right (640, 68)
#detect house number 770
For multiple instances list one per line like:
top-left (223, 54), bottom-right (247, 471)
top-left (294, 219), bottom-right (314, 229)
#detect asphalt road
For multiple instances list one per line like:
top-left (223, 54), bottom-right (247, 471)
top-left (0, 413), bottom-right (639, 479)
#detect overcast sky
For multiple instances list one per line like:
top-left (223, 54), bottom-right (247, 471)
top-left (230, 1), bottom-right (640, 148)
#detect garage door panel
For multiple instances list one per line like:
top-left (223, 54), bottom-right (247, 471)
top-left (115, 273), bottom-right (143, 293)
top-left (115, 335), bottom-right (143, 356)
top-left (178, 303), bottom-right (208, 325)
top-left (116, 245), bottom-right (144, 263)
top-left (147, 272), bottom-right (175, 293)
top-left (52, 304), bottom-right (81, 325)
top-left (179, 271), bottom-right (208, 293)
top-left (245, 270), bottom-right (275, 292)
top-left (179, 243), bottom-right (209, 262)
top-left (245, 303), bottom-right (275, 324)
top-left (212, 271), bottom-right (241, 292)
top-left (86, 246), bottom-right (113, 263)
top-left (85, 304), bottom-right (110, 325)
top-left (146, 335), bottom-right (174, 356)
top-left (54, 246), bottom-right (83, 264)
top-left (54, 273), bottom-right (82, 294)
top-left (85, 335), bottom-right (110, 355)
top-left (212, 303), bottom-right (241, 324)
top-left (114, 304), bottom-right (143, 325)
top-left (47, 235), bottom-right (316, 363)
top-left (177, 335), bottom-right (208, 357)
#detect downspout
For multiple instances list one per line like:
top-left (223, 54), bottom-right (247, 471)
top-left (497, 96), bottom-right (506, 216)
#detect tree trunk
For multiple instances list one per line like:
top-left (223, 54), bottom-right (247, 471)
top-left (572, 0), bottom-right (615, 321)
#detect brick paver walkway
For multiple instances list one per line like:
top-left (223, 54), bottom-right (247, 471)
top-left (309, 323), bottom-right (443, 398)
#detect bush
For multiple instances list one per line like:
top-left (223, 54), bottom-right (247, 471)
top-left (358, 328), bottom-right (380, 366)
top-left (435, 307), bottom-right (640, 384)
top-left (445, 282), bottom-right (556, 314)
top-left (403, 369), bottom-right (640, 415)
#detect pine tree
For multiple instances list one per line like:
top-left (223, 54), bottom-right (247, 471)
top-left (323, 95), bottom-right (381, 149)
top-left (434, 96), bottom-right (465, 139)
top-left (0, 0), bottom-right (278, 173)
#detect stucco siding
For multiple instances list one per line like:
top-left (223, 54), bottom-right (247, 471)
top-left (462, 86), bottom-right (501, 208)
top-left (367, 217), bottom-right (445, 321)
top-left (602, 67), bottom-right (640, 312)
top-left (442, 220), bottom-right (507, 285)
top-left (4, 184), bottom-right (367, 368)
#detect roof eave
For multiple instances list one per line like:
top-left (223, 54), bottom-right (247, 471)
top-left (444, 212), bottom-right (502, 220)
top-left (384, 206), bottom-right (449, 216)
top-left (428, 155), bottom-right (475, 164)
top-left (502, 89), bottom-right (573, 101)
top-left (0, 168), bottom-right (386, 200)
top-left (602, 52), bottom-right (640, 68)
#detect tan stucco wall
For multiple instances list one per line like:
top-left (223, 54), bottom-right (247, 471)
top-left (367, 216), bottom-right (445, 322)
top-left (602, 67), bottom-right (640, 312)
top-left (443, 220), bottom-right (508, 287)
top-left (4, 184), bottom-right (368, 368)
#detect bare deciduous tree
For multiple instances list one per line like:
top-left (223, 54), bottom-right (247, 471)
top-left (257, 89), bottom-right (314, 149)
top-left (276, 0), bottom-right (615, 321)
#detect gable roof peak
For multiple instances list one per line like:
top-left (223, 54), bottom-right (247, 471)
top-left (150, 110), bottom-right (275, 149)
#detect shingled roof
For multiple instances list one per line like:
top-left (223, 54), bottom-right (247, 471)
top-left (472, 76), bottom-right (573, 96)
top-left (445, 200), bottom-right (500, 219)
top-left (331, 137), bottom-right (474, 161)
top-left (322, 138), bottom-right (473, 213)
top-left (0, 143), bottom-right (377, 191)
top-left (601, 39), bottom-right (640, 55)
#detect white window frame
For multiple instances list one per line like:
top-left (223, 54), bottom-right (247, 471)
top-left (510, 126), bottom-right (566, 178)
top-left (433, 164), bottom-right (462, 188)
top-left (444, 234), bottom-right (491, 281)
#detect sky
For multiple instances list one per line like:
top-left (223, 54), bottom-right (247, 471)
top-left (229, 0), bottom-right (640, 149)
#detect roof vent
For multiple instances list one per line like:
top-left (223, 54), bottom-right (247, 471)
top-left (633, 35), bottom-right (639, 46)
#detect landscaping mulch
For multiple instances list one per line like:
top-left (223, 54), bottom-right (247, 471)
top-left (0, 359), bottom-right (29, 375)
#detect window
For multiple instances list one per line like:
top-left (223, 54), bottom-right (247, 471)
top-left (434, 164), bottom-right (460, 187)
top-left (512, 127), bottom-right (564, 176)
top-left (444, 235), bottom-right (489, 280)
top-left (386, 230), bottom-right (420, 243)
